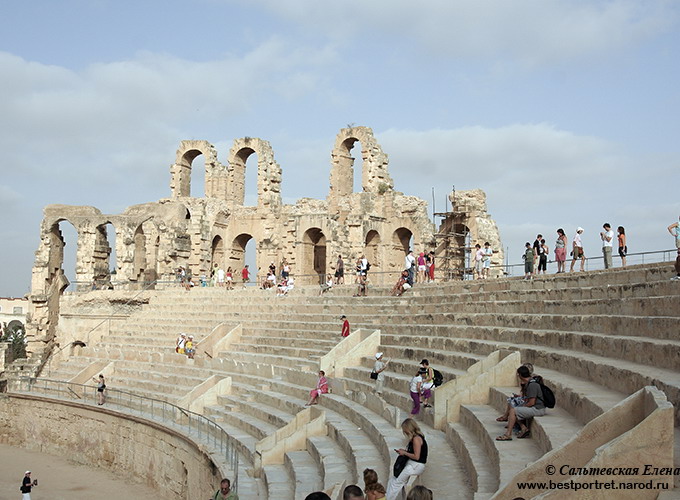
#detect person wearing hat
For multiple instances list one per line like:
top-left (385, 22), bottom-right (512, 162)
top-left (21, 470), bottom-right (37, 499)
top-left (373, 352), bottom-right (390, 395)
top-left (176, 333), bottom-right (187, 354)
top-left (570, 227), bottom-right (586, 272)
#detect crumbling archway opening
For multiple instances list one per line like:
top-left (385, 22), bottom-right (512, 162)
top-left (340, 137), bottom-right (366, 194)
top-left (230, 233), bottom-right (256, 279)
top-left (94, 222), bottom-right (117, 289)
top-left (231, 147), bottom-right (258, 206)
top-left (211, 235), bottom-right (224, 270)
top-left (302, 228), bottom-right (326, 284)
top-left (365, 230), bottom-right (381, 270)
top-left (189, 153), bottom-right (206, 198)
top-left (244, 149), bottom-right (259, 206)
top-left (54, 220), bottom-right (78, 289)
top-left (133, 225), bottom-right (146, 285)
top-left (390, 227), bottom-right (413, 271)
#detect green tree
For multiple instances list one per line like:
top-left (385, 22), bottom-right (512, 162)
top-left (1, 320), bottom-right (27, 362)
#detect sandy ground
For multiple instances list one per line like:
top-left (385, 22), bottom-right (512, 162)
top-left (0, 443), bottom-right (159, 500)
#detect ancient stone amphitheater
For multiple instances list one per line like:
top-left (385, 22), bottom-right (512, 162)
top-left (5, 262), bottom-right (679, 499)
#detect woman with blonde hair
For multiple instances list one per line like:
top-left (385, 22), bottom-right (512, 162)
top-left (366, 481), bottom-right (386, 500)
top-left (406, 485), bottom-right (433, 500)
top-left (386, 418), bottom-right (428, 500)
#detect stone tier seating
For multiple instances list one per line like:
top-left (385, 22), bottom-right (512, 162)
top-left (43, 262), bottom-right (680, 499)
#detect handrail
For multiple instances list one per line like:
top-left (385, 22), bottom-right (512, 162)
top-left (495, 248), bottom-right (677, 278)
top-left (13, 376), bottom-right (239, 492)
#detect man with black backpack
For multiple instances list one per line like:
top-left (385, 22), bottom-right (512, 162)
top-left (496, 365), bottom-right (549, 441)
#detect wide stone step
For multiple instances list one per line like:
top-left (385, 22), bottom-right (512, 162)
top-left (230, 342), bottom-right (327, 360)
top-left (460, 404), bottom-right (543, 490)
top-left (446, 421), bottom-right (497, 498)
top-left (285, 450), bottom-right (323, 500)
top-left (388, 334), bottom-right (680, 422)
top-left (263, 464), bottom-right (295, 500)
top-left (307, 435), bottom-right (352, 491)
top-left (382, 323), bottom-right (680, 371)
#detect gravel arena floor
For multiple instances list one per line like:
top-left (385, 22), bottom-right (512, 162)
top-left (0, 443), bottom-right (158, 500)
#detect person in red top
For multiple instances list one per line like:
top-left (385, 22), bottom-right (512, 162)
top-left (241, 265), bottom-right (250, 287)
top-left (341, 315), bottom-right (350, 337)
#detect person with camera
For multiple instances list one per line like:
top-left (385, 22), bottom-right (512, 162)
top-left (21, 470), bottom-right (37, 500)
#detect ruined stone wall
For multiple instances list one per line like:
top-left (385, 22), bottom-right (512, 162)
top-left (24, 126), bottom-right (501, 368)
top-left (0, 395), bottom-right (225, 500)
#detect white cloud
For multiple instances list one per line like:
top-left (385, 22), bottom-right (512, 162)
top-left (0, 38), bottom-right (336, 178)
top-left (375, 125), bottom-right (679, 262)
top-left (241, 0), bottom-right (677, 65)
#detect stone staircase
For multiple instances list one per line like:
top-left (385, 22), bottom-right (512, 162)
top-left (42, 262), bottom-right (680, 499)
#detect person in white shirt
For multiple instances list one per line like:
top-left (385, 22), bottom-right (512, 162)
top-left (373, 352), bottom-right (389, 395)
top-left (409, 368), bottom-right (426, 415)
top-left (405, 251), bottom-right (416, 285)
top-left (482, 242), bottom-right (493, 279)
top-left (570, 227), bottom-right (586, 272)
top-left (600, 223), bottom-right (614, 269)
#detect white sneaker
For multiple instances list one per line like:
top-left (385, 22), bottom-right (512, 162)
top-left (671, 276), bottom-right (680, 281)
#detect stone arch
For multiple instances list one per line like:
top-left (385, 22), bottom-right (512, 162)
top-left (389, 227), bottom-right (413, 271)
top-left (170, 140), bottom-right (223, 199)
top-left (229, 233), bottom-right (256, 275)
top-left (328, 126), bottom-right (394, 211)
top-left (211, 235), bottom-right (224, 270)
top-left (140, 219), bottom-right (160, 287)
top-left (132, 224), bottom-right (146, 285)
top-left (93, 221), bottom-right (117, 288)
top-left (45, 218), bottom-right (80, 290)
top-left (227, 138), bottom-right (282, 208)
top-left (365, 229), bottom-right (381, 270)
top-left (301, 227), bottom-right (327, 284)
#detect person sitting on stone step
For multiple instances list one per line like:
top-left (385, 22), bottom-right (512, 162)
top-left (496, 365), bottom-right (545, 441)
top-left (496, 362), bottom-right (534, 422)
top-left (306, 370), bottom-right (328, 405)
top-left (419, 359), bottom-right (434, 408)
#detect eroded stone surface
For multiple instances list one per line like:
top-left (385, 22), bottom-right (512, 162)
top-left (24, 126), bottom-right (502, 368)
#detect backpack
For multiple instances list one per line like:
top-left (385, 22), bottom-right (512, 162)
top-left (530, 377), bottom-right (555, 408)
top-left (366, 262), bottom-right (371, 271)
top-left (432, 369), bottom-right (444, 387)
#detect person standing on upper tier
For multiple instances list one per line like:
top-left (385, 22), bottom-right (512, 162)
top-left (570, 227), bottom-right (586, 272)
top-left (600, 223), bottom-right (614, 269)
top-left (555, 228), bottom-right (568, 274)
top-left (668, 216), bottom-right (680, 249)
top-left (617, 226), bottom-right (627, 268)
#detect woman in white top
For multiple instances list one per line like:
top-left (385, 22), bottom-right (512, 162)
top-left (373, 352), bottom-right (390, 395)
top-left (409, 368), bottom-right (426, 415)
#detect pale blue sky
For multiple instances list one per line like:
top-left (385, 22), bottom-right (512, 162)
top-left (1, 0), bottom-right (679, 296)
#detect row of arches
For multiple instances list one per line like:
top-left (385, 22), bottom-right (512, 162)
top-left (173, 133), bottom-right (383, 202)
top-left (207, 227), bottom-right (414, 284)
top-left (45, 217), bottom-right (416, 292)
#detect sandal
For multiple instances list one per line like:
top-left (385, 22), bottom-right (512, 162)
top-left (496, 416), bottom-right (508, 422)
top-left (517, 429), bottom-right (531, 439)
top-left (496, 435), bottom-right (512, 441)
